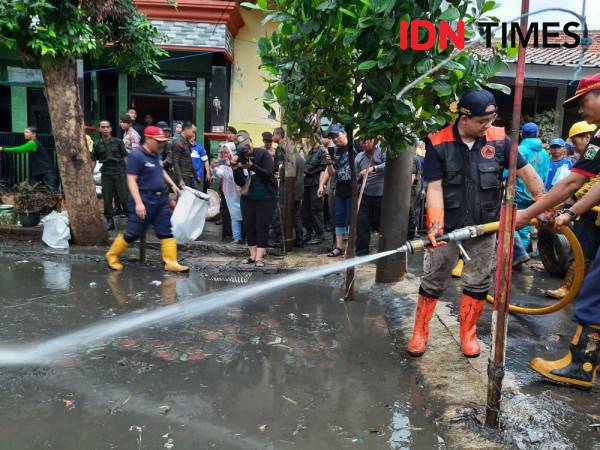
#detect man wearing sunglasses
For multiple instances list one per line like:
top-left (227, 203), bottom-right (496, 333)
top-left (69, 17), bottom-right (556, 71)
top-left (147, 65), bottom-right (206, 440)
top-left (407, 88), bottom-right (545, 359)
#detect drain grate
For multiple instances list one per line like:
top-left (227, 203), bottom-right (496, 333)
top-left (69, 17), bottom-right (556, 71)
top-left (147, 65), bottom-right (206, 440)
top-left (201, 271), bottom-right (253, 284)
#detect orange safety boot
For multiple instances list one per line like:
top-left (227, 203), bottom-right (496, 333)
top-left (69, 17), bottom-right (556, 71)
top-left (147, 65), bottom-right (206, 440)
top-left (407, 294), bottom-right (438, 357)
top-left (530, 324), bottom-right (600, 389)
top-left (459, 294), bottom-right (486, 358)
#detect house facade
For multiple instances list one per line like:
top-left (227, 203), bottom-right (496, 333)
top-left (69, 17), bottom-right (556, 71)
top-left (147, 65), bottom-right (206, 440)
top-left (0, 0), bottom-right (279, 171)
top-left (475, 31), bottom-right (600, 137)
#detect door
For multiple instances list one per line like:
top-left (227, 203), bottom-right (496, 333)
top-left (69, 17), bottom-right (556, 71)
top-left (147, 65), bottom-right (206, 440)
top-left (170, 99), bottom-right (195, 131)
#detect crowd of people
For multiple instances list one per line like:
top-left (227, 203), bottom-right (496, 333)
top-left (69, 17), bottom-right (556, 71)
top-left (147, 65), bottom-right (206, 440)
top-left (79, 108), bottom-right (423, 267)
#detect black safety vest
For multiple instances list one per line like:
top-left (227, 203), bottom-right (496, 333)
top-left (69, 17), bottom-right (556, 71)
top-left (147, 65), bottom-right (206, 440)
top-left (428, 124), bottom-right (507, 231)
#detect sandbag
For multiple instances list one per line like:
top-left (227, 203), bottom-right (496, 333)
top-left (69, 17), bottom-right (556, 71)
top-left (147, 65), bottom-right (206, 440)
top-left (41, 211), bottom-right (71, 249)
top-left (171, 187), bottom-right (209, 242)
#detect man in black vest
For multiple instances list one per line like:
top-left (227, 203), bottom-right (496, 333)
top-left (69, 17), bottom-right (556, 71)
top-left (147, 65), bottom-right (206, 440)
top-left (407, 89), bottom-right (545, 359)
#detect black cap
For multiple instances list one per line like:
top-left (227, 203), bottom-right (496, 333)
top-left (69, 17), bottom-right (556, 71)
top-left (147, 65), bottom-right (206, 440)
top-left (458, 89), bottom-right (497, 117)
top-left (119, 114), bottom-right (132, 124)
top-left (156, 121), bottom-right (170, 131)
top-left (262, 131), bottom-right (273, 142)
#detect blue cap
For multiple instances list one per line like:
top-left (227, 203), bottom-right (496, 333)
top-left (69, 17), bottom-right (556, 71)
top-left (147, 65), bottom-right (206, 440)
top-left (521, 122), bottom-right (538, 137)
top-left (565, 141), bottom-right (575, 155)
top-left (458, 89), bottom-right (497, 117)
top-left (328, 123), bottom-right (345, 136)
top-left (549, 138), bottom-right (566, 147)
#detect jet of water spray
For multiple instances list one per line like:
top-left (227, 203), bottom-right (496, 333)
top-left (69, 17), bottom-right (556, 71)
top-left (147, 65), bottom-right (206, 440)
top-left (0, 249), bottom-right (399, 366)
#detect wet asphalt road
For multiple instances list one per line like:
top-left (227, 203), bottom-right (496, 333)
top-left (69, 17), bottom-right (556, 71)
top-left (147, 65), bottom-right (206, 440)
top-left (0, 256), bottom-right (442, 450)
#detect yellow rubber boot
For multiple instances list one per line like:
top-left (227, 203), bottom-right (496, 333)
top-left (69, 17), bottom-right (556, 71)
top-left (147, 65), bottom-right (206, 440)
top-left (545, 263), bottom-right (575, 299)
top-left (452, 258), bottom-right (464, 278)
top-left (106, 234), bottom-right (129, 271)
top-left (530, 324), bottom-right (600, 389)
top-left (161, 238), bottom-right (190, 273)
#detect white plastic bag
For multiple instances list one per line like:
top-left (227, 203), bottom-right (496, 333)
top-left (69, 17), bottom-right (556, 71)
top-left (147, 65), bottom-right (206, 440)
top-left (171, 187), bottom-right (209, 242)
top-left (41, 211), bottom-right (71, 249)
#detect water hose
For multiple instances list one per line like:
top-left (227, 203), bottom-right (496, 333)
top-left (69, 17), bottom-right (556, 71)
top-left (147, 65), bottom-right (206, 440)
top-left (482, 220), bottom-right (585, 315)
top-left (397, 220), bottom-right (586, 316)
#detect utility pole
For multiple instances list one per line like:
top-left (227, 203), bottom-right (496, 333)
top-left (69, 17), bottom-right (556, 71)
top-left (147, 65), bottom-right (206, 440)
top-left (485, 0), bottom-right (529, 428)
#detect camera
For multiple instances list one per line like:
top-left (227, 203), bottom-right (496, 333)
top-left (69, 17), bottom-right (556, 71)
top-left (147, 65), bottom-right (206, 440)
top-left (237, 146), bottom-right (251, 165)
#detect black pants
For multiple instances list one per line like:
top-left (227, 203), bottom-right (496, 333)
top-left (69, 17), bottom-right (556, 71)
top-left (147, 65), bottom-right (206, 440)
top-left (302, 184), bottom-right (324, 238)
top-left (102, 173), bottom-right (128, 218)
top-left (408, 190), bottom-right (422, 240)
top-left (356, 195), bottom-right (382, 256)
top-left (220, 190), bottom-right (232, 239)
top-left (32, 172), bottom-right (59, 192)
top-left (292, 199), bottom-right (303, 240)
top-left (241, 196), bottom-right (277, 248)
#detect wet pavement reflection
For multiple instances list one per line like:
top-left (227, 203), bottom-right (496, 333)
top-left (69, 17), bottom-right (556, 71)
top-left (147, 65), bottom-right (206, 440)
top-left (0, 257), bottom-right (441, 449)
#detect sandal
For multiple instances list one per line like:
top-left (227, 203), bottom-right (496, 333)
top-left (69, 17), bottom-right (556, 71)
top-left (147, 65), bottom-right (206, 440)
top-left (327, 247), bottom-right (344, 257)
top-left (255, 260), bottom-right (266, 268)
top-left (241, 257), bottom-right (255, 264)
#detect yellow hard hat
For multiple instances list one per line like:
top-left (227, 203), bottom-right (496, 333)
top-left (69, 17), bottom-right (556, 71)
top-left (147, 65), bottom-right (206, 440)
top-left (568, 121), bottom-right (596, 139)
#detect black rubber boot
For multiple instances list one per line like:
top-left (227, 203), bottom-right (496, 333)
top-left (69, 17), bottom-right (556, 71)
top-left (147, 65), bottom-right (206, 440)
top-left (530, 324), bottom-right (600, 389)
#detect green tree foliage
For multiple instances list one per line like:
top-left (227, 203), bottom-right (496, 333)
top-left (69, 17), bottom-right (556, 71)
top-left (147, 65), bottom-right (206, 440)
top-left (0, 0), bottom-right (166, 78)
top-left (243, 0), bottom-right (509, 154)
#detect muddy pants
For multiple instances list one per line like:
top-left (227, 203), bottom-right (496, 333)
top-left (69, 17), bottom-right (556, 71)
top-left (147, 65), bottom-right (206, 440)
top-left (419, 233), bottom-right (496, 300)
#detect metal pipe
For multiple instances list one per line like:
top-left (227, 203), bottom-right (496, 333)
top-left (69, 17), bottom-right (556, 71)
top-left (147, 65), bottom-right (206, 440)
top-left (485, 0), bottom-right (529, 428)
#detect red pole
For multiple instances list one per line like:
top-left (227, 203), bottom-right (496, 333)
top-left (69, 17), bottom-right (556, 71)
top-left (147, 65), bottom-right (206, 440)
top-left (485, 0), bottom-right (529, 428)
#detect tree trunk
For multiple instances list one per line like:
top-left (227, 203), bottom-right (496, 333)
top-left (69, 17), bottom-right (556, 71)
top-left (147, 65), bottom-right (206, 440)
top-left (375, 147), bottom-right (414, 283)
top-left (283, 138), bottom-right (296, 253)
top-left (41, 59), bottom-right (107, 246)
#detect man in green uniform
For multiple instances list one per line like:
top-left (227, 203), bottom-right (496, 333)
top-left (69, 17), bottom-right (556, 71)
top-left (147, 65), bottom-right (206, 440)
top-left (302, 140), bottom-right (328, 245)
top-left (92, 120), bottom-right (129, 230)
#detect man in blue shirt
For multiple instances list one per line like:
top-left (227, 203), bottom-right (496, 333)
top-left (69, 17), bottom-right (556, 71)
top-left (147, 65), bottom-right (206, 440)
top-left (105, 126), bottom-right (189, 273)
top-left (545, 138), bottom-right (574, 191)
top-left (190, 134), bottom-right (211, 191)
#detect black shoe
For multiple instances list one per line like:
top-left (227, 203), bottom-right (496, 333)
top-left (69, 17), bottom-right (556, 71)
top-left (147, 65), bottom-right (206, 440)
top-left (106, 217), bottom-right (115, 231)
top-left (267, 240), bottom-right (281, 248)
top-left (306, 237), bottom-right (322, 245)
top-left (303, 233), bottom-right (314, 244)
top-left (294, 239), bottom-right (305, 248)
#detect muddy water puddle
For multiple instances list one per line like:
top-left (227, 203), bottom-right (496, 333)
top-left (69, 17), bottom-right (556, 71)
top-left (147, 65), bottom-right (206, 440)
top-left (0, 256), bottom-right (441, 449)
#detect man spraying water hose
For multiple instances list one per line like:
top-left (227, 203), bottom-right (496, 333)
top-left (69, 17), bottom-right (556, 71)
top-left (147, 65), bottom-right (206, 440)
top-left (517, 73), bottom-right (600, 389)
top-left (408, 89), bottom-right (546, 358)
top-left (105, 126), bottom-right (189, 273)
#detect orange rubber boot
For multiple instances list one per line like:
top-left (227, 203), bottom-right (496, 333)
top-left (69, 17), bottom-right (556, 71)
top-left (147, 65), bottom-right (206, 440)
top-left (407, 295), bottom-right (438, 357)
top-left (459, 294), bottom-right (485, 358)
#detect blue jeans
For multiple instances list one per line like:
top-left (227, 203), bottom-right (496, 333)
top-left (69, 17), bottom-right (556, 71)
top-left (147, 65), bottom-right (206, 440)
top-left (231, 219), bottom-right (242, 241)
top-left (513, 233), bottom-right (529, 261)
top-left (334, 196), bottom-right (352, 237)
